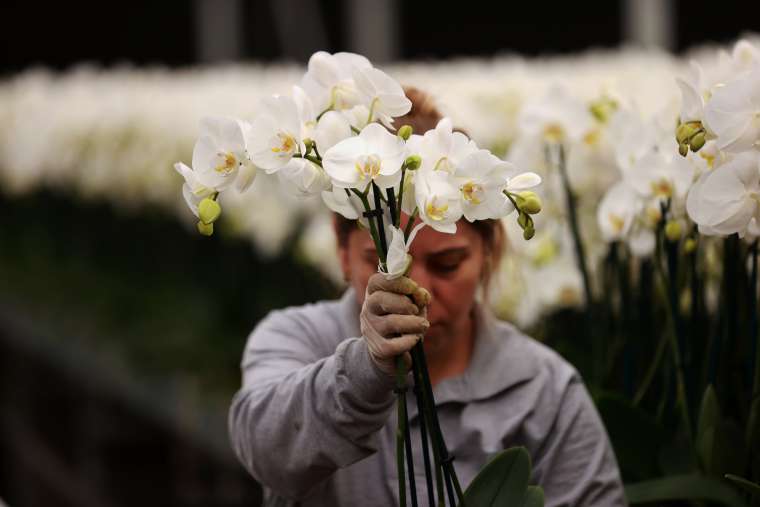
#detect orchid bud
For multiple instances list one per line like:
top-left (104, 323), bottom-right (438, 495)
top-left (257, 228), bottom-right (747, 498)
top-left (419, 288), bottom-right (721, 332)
top-left (303, 138), bottom-right (315, 155)
top-left (684, 238), bottom-right (697, 254)
top-left (398, 125), bottom-right (413, 141)
top-left (589, 96), bottom-right (618, 123)
top-left (676, 121), bottom-right (702, 144)
top-left (678, 142), bottom-right (689, 157)
top-left (197, 221), bottom-right (214, 236)
top-left (517, 211), bottom-right (530, 229)
top-left (523, 224), bottom-right (535, 240)
top-left (517, 191), bottom-right (542, 215)
top-left (404, 154), bottom-right (422, 171)
top-left (665, 220), bottom-right (682, 242)
top-left (689, 132), bottom-right (706, 152)
top-left (199, 197), bottom-right (222, 225)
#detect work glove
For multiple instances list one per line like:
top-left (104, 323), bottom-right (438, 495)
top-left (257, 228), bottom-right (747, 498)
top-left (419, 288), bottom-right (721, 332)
top-left (360, 273), bottom-right (431, 375)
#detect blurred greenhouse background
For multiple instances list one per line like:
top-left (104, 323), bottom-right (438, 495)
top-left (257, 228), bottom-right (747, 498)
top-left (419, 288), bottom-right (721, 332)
top-left (2, 1), bottom-right (760, 506)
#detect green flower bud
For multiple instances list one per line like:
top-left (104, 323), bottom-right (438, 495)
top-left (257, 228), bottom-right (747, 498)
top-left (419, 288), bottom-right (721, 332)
top-left (517, 191), bottom-right (542, 215)
top-left (689, 131), bottom-right (706, 152)
top-left (665, 220), bottom-right (682, 242)
top-left (404, 154), bottom-right (422, 171)
top-left (589, 96), bottom-right (618, 123)
top-left (678, 142), bottom-right (689, 157)
top-left (303, 138), bottom-right (315, 154)
top-left (675, 121), bottom-right (702, 144)
top-left (523, 224), bottom-right (535, 240)
top-left (199, 197), bottom-right (222, 225)
top-left (398, 125), bottom-right (413, 141)
top-left (517, 211), bottom-right (530, 229)
top-left (197, 220), bottom-right (214, 236)
top-left (684, 238), bottom-right (697, 254)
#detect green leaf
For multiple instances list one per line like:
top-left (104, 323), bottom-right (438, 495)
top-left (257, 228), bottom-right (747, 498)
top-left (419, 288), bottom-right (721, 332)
top-left (697, 384), bottom-right (720, 471)
top-left (522, 485), bottom-right (545, 507)
top-left (725, 474), bottom-right (760, 498)
top-left (625, 474), bottom-right (748, 507)
top-left (594, 391), bottom-right (666, 481)
top-left (461, 447), bottom-right (531, 507)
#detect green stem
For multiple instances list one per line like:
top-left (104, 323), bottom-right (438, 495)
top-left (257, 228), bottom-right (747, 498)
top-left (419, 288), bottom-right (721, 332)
top-left (748, 241), bottom-right (760, 452)
top-left (351, 125), bottom-right (361, 135)
top-left (404, 208), bottom-right (420, 243)
top-left (633, 329), bottom-right (669, 405)
top-left (412, 345), bottom-right (445, 505)
top-left (351, 188), bottom-right (386, 270)
top-left (654, 223), bottom-right (693, 441)
top-left (396, 167), bottom-right (407, 228)
top-left (548, 143), bottom-right (593, 307)
top-left (395, 356), bottom-right (408, 507)
top-left (293, 153), bottom-right (323, 167)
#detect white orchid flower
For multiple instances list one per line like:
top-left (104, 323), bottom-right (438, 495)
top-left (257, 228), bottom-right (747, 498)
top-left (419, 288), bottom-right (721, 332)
top-left (277, 158), bottom-right (330, 197)
top-left (353, 67), bottom-right (412, 129)
top-left (408, 118), bottom-right (478, 175)
top-left (626, 149), bottom-right (695, 202)
top-left (300, 51), bottom-right (371, 113)
top-left (686, 151), bottom-right (760, 237)
top-left (517, 86), bottom-right (595, 145)
top-left (321, 186), bottom-right (362, 220)
top-left (454, 149), bottom-right (536, 221)
top-left (704, 68), bottom-right (760, 153)
top-left (383, 223), bottom-right (425, 280)
top-left (414, 169), bottom-right (463, 234)
top-left (174, 162), bottom-right (215, 218)
top-left (247, 95), bottom-right (305, 172)
top-left (597, 181), bottom-right (642, 241)
top-left (322, 122), bottom-right (405, 190)
top-left (191, 116), bottom-right (254, 191)
top-left (314, 110), bottom-right (352, 153)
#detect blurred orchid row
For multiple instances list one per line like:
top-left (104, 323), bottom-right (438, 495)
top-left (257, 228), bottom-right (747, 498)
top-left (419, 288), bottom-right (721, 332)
top-left (0, 38), bottom-right (757, 327)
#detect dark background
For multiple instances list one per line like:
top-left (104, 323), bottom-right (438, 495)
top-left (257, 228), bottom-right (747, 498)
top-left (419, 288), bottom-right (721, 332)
top-left (2, 0), bottom-right (759, 74)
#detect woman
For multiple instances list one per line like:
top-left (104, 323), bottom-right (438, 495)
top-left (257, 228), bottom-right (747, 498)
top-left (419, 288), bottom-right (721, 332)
top-left (229, 90), bottom-right (627, 507)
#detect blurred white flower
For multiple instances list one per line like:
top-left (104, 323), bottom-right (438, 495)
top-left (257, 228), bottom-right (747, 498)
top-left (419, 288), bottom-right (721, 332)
top-left (597, 181), bottom-right (641, 241)
top-left (517, 86), bottom-right (595, 145)
top-left (704, 68), bottom-right (760, 153)
top-left (686, 151), bottom-right (760, 237)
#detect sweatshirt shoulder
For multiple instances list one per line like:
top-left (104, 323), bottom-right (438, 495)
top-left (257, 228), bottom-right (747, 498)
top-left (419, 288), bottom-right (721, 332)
top-left (248, 296), bottom-right (356, 359)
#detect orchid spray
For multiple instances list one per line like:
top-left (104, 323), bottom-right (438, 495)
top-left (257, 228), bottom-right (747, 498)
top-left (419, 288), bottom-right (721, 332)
top-left (175, 51), bottom-right (545, 506)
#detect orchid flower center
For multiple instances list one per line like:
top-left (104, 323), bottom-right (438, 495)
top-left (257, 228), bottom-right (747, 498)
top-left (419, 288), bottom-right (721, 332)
top-left (700, 150), bottom-right (715, 169)
top-left (543, 123), bottom-right (565, 143)
top-left (215, 152), bottom-right (238, 174)
top-left (461, 181), bottom-right (483, 204)
top-left (271, 132), bottom-right (297, 156)
top-left (425, 197), bottom-right (449, 221)
top-left (608, 213), bottom-right (626, 234)
top-left (354, 154), bottom-right (382, 180)
top-left (583, 128), bottom-right (601, 146)
top-left (650, 178), bottom-right (673, 198)
top-left (433, 156), bottom-right (453, 173)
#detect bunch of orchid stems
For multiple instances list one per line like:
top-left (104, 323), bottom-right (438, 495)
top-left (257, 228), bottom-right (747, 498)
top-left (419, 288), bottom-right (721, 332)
top-left (174, 51), bottom-right (543, 506)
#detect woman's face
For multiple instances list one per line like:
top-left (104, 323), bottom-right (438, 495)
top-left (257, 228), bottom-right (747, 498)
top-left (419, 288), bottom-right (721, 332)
top-left (337, 217), bottom-right (486, 346)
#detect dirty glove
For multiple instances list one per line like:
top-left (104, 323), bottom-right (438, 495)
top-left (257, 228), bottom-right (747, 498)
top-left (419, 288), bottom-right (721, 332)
top-left (360, 273), bottom-right (431, 375)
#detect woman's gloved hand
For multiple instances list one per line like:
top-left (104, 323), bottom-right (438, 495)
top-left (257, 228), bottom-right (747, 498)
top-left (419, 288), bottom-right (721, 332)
top-left (360, 273), bottom-right (432, 375)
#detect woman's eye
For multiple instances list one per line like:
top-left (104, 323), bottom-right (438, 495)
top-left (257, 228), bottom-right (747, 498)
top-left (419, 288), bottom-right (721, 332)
top-left (432, 262), bottom-right (460, 273)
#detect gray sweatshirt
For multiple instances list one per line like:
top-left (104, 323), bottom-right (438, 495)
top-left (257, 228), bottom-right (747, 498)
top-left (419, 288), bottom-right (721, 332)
top-left (229, 289), bottom-right (627, 506)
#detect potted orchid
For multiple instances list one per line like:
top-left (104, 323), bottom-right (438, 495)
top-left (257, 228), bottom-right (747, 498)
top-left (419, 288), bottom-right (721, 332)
top-left (174, 51), bottom-right (545, 506)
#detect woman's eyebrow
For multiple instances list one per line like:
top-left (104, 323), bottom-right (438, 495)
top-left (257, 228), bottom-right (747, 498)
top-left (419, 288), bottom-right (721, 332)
top-left (428, 247), bottom-right (469, 257)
